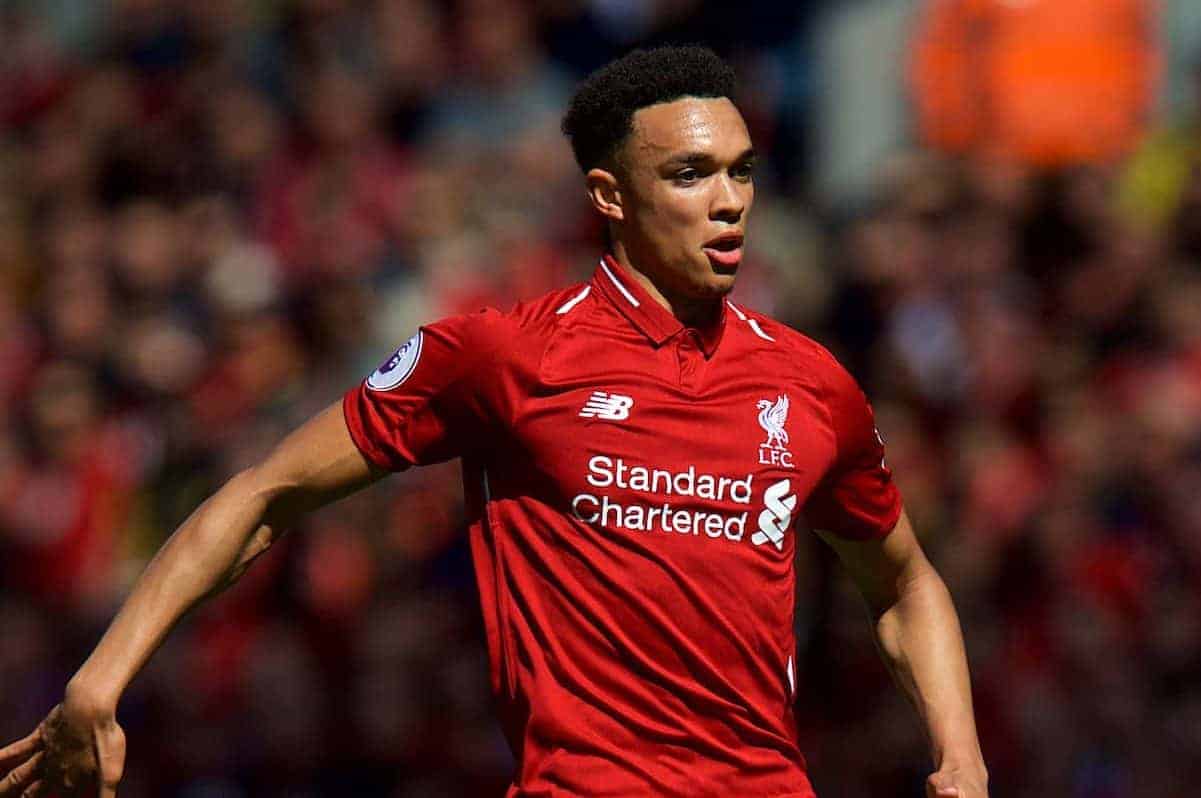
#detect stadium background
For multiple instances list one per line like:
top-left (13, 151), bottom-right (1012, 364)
top-left (2, 1), bottom-right (1201, 795)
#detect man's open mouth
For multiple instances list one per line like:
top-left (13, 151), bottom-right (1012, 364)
top-left (703, 234), bottom-right (744, 269)
top-left (704, 234), bottom-right (743, 251)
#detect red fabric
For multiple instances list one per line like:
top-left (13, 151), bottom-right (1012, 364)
top-left (342, 259), bottom-right (902, 797)
top-left (801, 357), bottom-right (903, 541)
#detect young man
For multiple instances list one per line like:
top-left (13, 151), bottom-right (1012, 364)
top-left (0, 47), bottom-right (987, 797)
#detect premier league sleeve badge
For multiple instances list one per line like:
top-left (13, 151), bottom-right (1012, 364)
top-left (366, 330), bottom-right (423, 391)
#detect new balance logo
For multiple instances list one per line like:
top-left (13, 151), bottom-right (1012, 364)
top-left (579, 391), bottom-right (634, 421)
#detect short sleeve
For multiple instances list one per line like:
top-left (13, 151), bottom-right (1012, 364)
top-left (803, 363), bottom-right (902, 540)
top-left (343, 309), bottom-right (501, 471)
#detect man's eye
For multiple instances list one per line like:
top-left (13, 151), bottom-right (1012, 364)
top-left (675, 168), bottom-right (700, 183)
top-left (733, 163), bottom-right (755, 180)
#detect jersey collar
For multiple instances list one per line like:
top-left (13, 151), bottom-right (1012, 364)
top-left (592, 254), bottom-right (727, 358)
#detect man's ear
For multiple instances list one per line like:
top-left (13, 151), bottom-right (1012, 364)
top-left (586, 167), bottom-right (623, 222)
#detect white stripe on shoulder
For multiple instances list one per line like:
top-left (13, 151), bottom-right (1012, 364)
top-left (726, 300), bottom-right (776, 342)
top-left (555, 285), bottom-right (592, 315)
top-left (599, 258), bottom-right (640, 307)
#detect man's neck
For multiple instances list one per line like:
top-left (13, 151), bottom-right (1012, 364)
top-left (609, 243), bottom-right (723, 330)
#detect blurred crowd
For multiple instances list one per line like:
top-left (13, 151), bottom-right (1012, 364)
top-left (0, 1), bottom-right (1199, 796)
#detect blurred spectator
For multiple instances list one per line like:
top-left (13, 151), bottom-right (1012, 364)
top-left (910, 0), bottom-right (1160, 167)
top-left (0, 2), bottom-right (1199, 796)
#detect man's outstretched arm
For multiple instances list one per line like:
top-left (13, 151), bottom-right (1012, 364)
top-left (0, 401), bottom-right (381, 798)
top-left (817, 511), bottom-right (988, 798)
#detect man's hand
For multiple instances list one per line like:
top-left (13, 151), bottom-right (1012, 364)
top-left (0, 727), bottom-right (42, 797)
top-left (927, 763), bottom-right (989, 798)
top-left (0, 692), bottom-right (126, 798)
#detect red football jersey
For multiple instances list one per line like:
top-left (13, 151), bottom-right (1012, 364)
top-left (343, 256), bottom-right (902, 797)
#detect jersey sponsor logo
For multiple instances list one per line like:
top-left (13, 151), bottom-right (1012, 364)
top-left (367, 330), bottom-right (423, 391)
top-left (752, 478), bottom-right (796, 550)
top-left (579, 391), bottom-right (634, 421)
top-left (571, 455), bottom-right (752, 540)
top-left (756, 394), bottom-right (793, 467)
top-left (569, 456), bottom-right (797, 554)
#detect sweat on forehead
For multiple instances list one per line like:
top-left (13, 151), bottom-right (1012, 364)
top-left (628, 97), bottom-right (745, 153)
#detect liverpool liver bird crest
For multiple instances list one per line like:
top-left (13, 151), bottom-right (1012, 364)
top-left (757, 394), bottom-right (790, 450)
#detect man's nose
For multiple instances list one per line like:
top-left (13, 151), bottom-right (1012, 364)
top-left (710, 174), bottom-right (745, 222)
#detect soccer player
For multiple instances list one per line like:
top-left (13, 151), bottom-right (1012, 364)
top-left (0, 47), bottom-right (988, 797)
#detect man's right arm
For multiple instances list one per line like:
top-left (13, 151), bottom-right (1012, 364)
top-left (3, 312), bottom-right (498, 795)
top-left (0, 401), bottom-right (381, 797)
top-left (67, 400), bottom-right (381, 710)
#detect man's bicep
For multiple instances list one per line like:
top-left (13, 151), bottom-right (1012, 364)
top-left (252, 401), bottom-right (385, 525)
top-left (816, 510), bottom-right (929, 615)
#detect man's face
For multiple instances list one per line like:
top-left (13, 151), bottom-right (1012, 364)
top-left (612, 96), bottom-right (755, 303)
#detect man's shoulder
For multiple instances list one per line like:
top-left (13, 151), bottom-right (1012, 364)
top-left (437, 281), bottom-right (597, 354)
top-left (725, 300), bottom-right (848, 378)
top-left (507, 281), bottom-right (598, 328)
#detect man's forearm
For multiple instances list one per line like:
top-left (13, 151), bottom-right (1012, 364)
top-left (66, 469), bottom-right (281, 712)
top-left (873, 564), bottom-right (985, 773)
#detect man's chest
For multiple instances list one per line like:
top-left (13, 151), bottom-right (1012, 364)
top-left (493, 334), bottom-right (839, 558)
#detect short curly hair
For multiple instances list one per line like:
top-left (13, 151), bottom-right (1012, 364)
top-left (561, 45), bottom-right (737, 173)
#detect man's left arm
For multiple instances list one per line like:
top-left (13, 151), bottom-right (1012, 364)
top-left (817, 510), bottom-right (988, 798)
